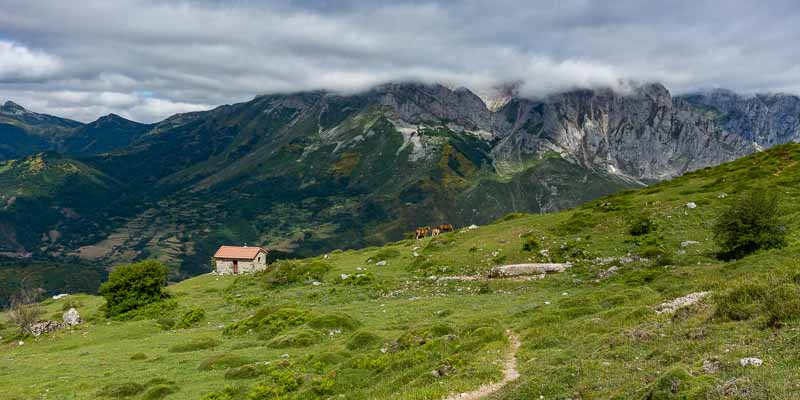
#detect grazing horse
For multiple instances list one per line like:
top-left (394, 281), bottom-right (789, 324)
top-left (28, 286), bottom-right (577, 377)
top-left (438, 223), bottom-right (454, 233)
top-left (431, 228), bottom-right (441, 236)
top-left (415, 226), bottom-right (431, 240)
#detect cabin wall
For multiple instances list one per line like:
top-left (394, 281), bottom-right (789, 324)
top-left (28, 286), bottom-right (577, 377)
top-left (214, 251), bottom-right (269, 275)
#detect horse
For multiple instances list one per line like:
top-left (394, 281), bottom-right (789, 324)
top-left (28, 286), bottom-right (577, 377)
top-left (438, 223), bottom-right (454, 233)
top-left (431, 228), bottom-right (441, 236)
top-left (415, 226), bottom-right (431, 240)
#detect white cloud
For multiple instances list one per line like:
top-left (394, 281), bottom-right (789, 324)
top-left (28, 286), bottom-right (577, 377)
top-left (0, 40), bottom-right (62, 81)
top-left (1, 0), bottom-right (799, 122)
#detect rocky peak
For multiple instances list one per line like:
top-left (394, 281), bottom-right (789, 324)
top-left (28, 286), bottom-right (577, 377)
top-left (1, 101), bottom-right (27, 114)
top-left (368, 81), bottom-right (508, 134)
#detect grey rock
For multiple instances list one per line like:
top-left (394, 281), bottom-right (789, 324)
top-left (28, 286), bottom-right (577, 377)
top-left (489, 263), bottom-right (571, 278)
top-left (27, 320), bottom-right (64, 337)
top-left (681, 89), bottom-right (800, 147)
top-left (739, 357), bottom-right (763, 367)
top-left (63, 308), bottom-right (81, 326)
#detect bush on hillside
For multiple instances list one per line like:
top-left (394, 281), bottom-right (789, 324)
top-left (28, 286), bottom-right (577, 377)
top-left (629, 214), bottom-right (656, 236)
top-left (175, 308), bottom-right (206, 329)
top-left (99, 260), bottom-right (170, 318)
top-left (712, 191), bottom-right (787, 260)
top-left (521, 235), bottom-right (540, 252)
top-left (261, 259), bottom-right (331, 287)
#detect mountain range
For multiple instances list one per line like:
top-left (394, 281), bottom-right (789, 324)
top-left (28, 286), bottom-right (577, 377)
top-left (1, 82), bottom-right (798, 289)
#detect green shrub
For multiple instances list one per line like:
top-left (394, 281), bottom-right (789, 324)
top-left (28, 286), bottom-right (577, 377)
top-left (306, 313), bottom-right (359, 331)
top-left (713, 191), bottom-right (787, 260)
top-left (129, 352), bottom-right (147, 361)
top-left (346, 331), bottom-right (382, 350)
top-left (261, 260), bottom-right (331, 287)
top-left (61, 298), bottom-right (83, 311)
top-left (555, 212), bottom-right (596, 234)
top-left (268, 329), bottom-right (320, 348)
top-left (714, 283), bottom-right (769, 321)
top-left (198, 353), bottom-right (251, 371)
top-left (175, 308), bottom-right (205, 329)
top-left (201, 386), bottom-right (242, 400)
top-left (155, 317), bottom-right (175, 330)
top-left (370, 249), bottom-right (400, 262)
top-left (467, 326), bottom-right (504, 343)
top-left (521, 237), bottom-right (539, 252)
top-left (640, 247), bottom-right (665, 259)
top-left (311, 376), bottom-right (335, 395)
top-left (247, 370), bottom-right (302, 398)
top-left (169, 337), bottom-right (220, 353)
top-left (629, 214), bottom-right (656, 236)
top-left (224, 307), bottom-right (311, 338)
top-left (142, 385), bottom-right (177, 400)
top-left (764, 284), bottom-right (800, 328)
top-left (99, 260), bottom-right (170, 318)
top-left (224, 365), bottom-right (263, 380)
top-left (97, 382), bottom-right (145, 398)
top-left (500, 212), bottom-right (525, 222)
top-left (640, 365), bottom-right (714, 399)
top-left (115, 298), bottom-right (178, 321)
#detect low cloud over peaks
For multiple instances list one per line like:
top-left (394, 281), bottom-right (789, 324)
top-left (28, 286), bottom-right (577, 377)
top-left (2, 0), bottom-right (800, 122)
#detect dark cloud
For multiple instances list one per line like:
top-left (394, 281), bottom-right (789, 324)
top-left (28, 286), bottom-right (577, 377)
top-left (1, 0), bottom-right (799, 122)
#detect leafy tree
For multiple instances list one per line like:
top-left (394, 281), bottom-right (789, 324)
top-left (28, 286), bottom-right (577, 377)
top-left (99, 260), bottom-right (170, 318)
top-left (713, 191), bottom-right (787, 260)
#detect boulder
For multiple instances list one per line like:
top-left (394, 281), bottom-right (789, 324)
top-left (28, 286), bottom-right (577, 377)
top-left (27, 320), bottom-right (65, 337)
top-left (63, 308), bottom-right (81, 326)
top-left (489, 263), bottom-right (571, 278)
top-left (680, 240), bottom-right (700, 247)
top-left (739, 357), bottom-right (763, 367)
top-left (686, 202), bottom-right (697, 209)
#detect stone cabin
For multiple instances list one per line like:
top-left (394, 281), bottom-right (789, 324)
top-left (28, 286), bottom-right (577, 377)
top-left (213, 245), bottom-right (269, 275)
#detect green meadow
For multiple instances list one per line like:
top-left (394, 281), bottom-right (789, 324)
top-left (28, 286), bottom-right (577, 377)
top-left (3, 144), bottom-right (800, 399)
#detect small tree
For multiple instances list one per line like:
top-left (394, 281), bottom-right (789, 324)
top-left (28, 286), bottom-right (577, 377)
top-left (99, 260), bottom-right (170, 318)
top-left (713, 191), bottom-right (787, 260)
top-left (7, 284), bottom-right (42, 334)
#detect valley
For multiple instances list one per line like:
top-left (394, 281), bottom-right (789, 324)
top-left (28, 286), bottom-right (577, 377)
top-left (0, 82), bottom-right (798, 303)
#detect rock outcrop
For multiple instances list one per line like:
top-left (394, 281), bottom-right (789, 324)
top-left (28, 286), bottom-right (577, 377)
top-left (63, 308), bottom-right (81, 326)
top-left (27, 320), bottom-right (64, 337)
top-left (681, 89), bottom-right (800, 147)
top-left (488, 263), bottom-right (571, 278)
top-left (493, 84), bottom-right (757, 182)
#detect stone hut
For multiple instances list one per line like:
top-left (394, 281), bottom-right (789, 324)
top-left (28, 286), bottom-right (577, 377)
top-left (213, 245), bottom-right (269, 275)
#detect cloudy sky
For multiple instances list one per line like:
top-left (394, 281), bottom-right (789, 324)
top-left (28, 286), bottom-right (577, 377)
top-left (1, 0), bottom-right (800, 123)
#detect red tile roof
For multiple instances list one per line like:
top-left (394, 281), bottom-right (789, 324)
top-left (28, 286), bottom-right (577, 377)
top-left (213, 245), bottom-right (267, 260)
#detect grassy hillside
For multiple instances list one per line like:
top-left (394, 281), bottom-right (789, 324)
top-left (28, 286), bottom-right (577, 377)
top-left (2, 144), bottom-right (800, 399)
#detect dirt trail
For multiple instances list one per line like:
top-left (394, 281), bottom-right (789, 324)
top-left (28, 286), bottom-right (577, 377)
top-left (443, 330), bottom-right (521, 400)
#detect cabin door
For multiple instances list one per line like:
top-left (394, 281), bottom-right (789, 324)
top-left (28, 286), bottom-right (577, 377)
top-left (233, 260), bottom-right (239, 274)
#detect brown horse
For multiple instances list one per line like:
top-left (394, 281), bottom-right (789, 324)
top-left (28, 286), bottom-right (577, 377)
top-left (415, 226), bottom-right (431, 240)
top-left (431, 228), bottom-right (441, 236)
top-left (438, 223), bottom-right (454, 233)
